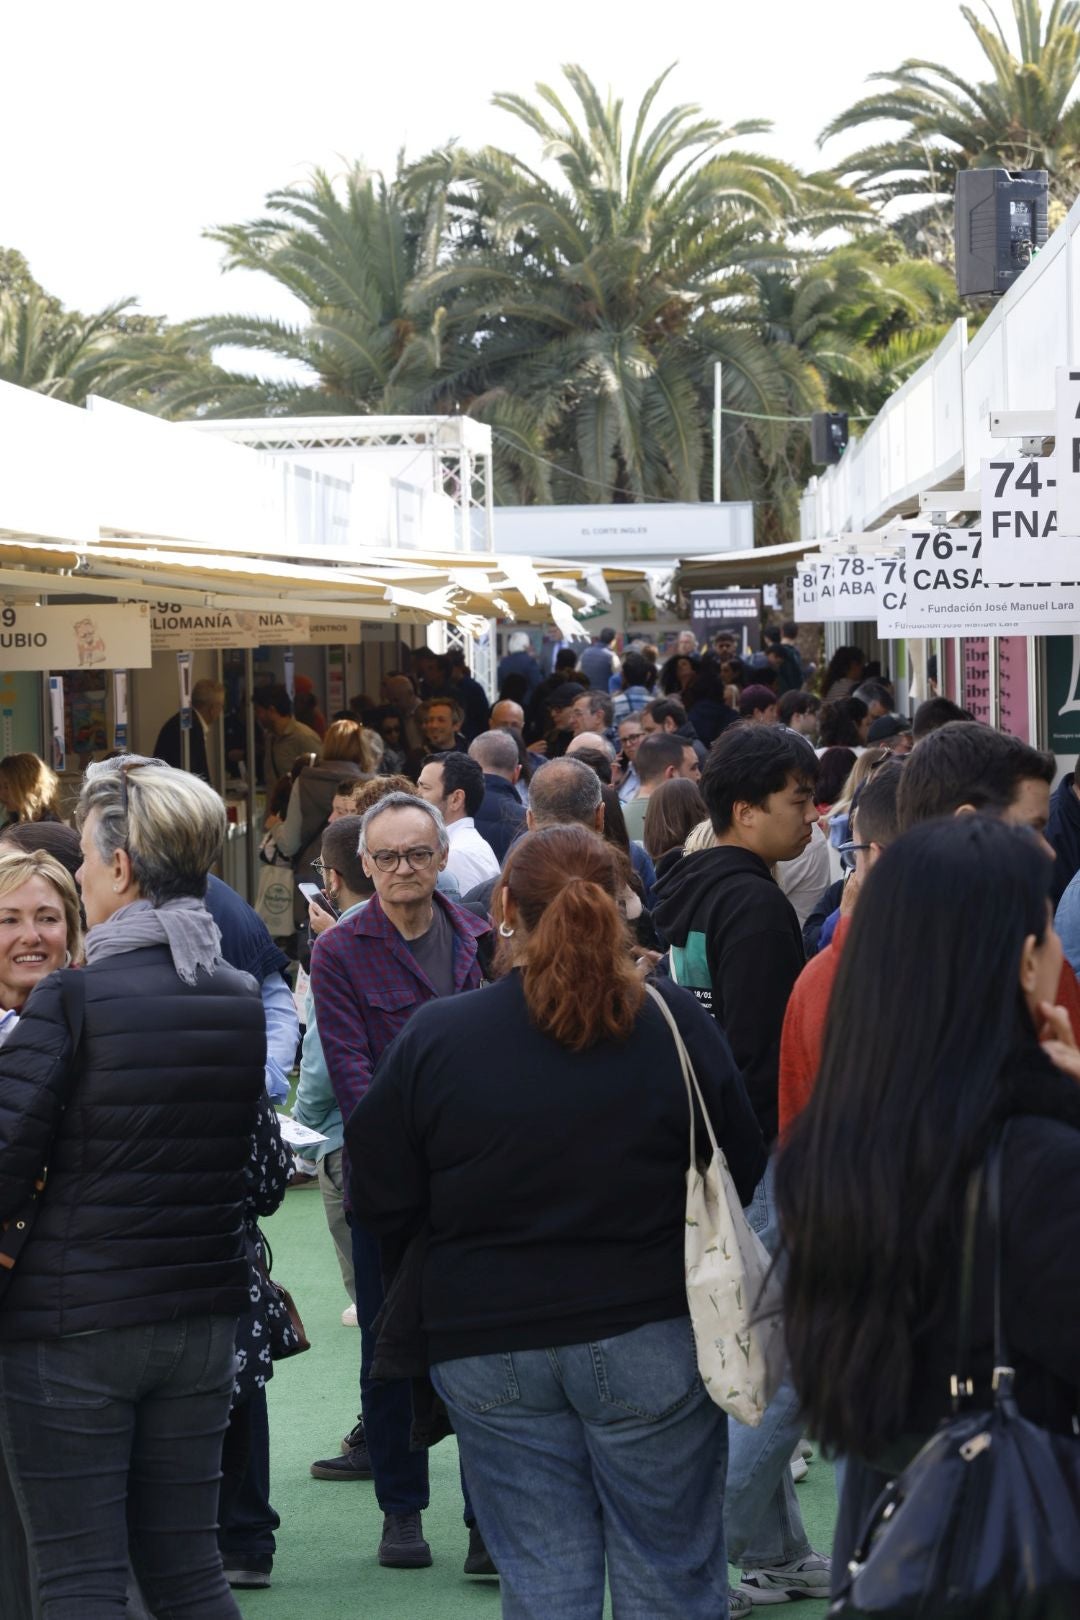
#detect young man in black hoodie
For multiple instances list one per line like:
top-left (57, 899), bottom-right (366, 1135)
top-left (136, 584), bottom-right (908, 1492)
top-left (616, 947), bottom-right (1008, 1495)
top-left (652, 724), bottom-right (831, 1612)
top-left (652, 724), bottom-right (816, 1144)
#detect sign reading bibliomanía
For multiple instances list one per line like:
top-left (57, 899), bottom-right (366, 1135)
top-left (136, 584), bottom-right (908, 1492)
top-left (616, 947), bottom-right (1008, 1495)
top-left (150, 607), bottom-right (361, 650)
top-left (0, 604), bottom-right (152, 671)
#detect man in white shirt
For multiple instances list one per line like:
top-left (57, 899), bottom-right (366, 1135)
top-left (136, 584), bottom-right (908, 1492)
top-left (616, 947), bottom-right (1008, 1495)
top-left (416, 752), bottom-right (500, 891)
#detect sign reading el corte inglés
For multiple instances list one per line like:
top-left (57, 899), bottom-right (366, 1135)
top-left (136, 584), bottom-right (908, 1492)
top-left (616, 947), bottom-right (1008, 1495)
top-left (151, 605), bottom-right (311, 649)
top-left (0, 603), bottom-right (151, 672)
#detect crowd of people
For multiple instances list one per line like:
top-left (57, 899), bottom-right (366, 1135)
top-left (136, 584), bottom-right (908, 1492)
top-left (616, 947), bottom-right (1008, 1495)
top-left (0, 619), bottom-right (1078, 1618)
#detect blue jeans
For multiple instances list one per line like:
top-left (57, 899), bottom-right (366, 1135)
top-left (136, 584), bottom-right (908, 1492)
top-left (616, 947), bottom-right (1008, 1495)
top-left (724, 1158), bottom-right (813, 1569)
top-left (432, 1316), bottom-right (728, 1620)
top-left (0, 1316), bottom-right (241, 1620)
top-left (350, 1219), bottom-right (477, 1524)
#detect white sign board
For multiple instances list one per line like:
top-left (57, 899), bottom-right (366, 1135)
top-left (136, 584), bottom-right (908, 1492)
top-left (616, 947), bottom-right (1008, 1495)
top-left (793, 561), bottom-right (818, 617)
top-left (1056, 366), bottom-right (1080, 537)
top-left (308, 618), bottom-right (362, 646)
top-left (150, 605), bottom-right (311, 650)
top-left (876, 528), bottom-right (1080, 637)
top-left (814, 554), bottom-right (879, 622)
top-left (978, 454), bottom-right (1078, 581)
top-left (0, 603), bottom-right (152, 671)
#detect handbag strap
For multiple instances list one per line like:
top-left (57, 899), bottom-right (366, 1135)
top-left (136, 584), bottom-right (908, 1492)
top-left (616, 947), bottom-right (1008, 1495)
top-left (643, 983), bottom-right (721, 1168)
top-left (951, 1126), bottom-right (1010, 1410)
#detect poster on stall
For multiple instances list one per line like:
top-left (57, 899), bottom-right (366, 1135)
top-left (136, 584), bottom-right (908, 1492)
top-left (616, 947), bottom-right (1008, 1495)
top-left (151, 605), bottom-right (311, 649)
top-left (48, 677), bottom-right (65, 771)
top-left (688, 590), bottom-right (761, 654)
top-left (113, 671), bottom-right (128, 752)
top-left (962, 638), bottom-right (993, 727)
top-left (996, 638), bottom-right (1030, 742)
top-left (0, 604), bottom-right (151, 672)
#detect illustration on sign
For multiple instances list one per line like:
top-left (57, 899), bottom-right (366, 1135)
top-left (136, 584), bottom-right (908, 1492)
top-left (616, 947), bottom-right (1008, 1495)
top-left (73, 618), bottom-right (108, 667)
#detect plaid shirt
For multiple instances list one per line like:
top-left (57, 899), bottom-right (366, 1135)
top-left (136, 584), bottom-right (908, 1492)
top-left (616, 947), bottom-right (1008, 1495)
top-left (309, 890), bottom-right (489, 1200)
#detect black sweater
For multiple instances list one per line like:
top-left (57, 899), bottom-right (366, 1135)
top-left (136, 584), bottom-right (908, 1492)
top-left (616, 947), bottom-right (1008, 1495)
top-left (652, 845), bottom-right (805, 1144)
top-left (0, 947), bottom-right (265, 1339)
top-left (347, 971), bottom-right (765, 1364)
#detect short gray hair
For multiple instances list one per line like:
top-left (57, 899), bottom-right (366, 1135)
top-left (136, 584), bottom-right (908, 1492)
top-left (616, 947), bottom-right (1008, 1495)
top-left (78, 754), bottom-right (226, 906)
top-left (469, 730), bottom-right (519, 776)
top-left (527, 758), bottom-right (602, 828)
top-left (357, 791), bottom-right (449, 857)
top-left (192, 679), bottom-right (225, 708)
top-left (507, 631), bottom-right (532, 654)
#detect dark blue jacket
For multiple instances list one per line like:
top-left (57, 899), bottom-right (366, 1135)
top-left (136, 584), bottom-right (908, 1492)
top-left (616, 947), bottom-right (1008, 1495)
top-left (1047, 773), bottom-right (1080, 906)
top-left (475, 775), bottom-right (527, 862)
top-left (497, 650), bottom-right (543, 700)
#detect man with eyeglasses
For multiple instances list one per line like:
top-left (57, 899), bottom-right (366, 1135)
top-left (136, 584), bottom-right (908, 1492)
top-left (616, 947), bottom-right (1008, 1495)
top-left (615, 715), bottom-right (645, 804)
top-left (309, 792), bottom-right (494, 1578)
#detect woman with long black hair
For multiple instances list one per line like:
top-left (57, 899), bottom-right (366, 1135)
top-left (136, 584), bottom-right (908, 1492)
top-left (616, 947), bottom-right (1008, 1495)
top-left (776, 816), bottom-right (1080, 1590)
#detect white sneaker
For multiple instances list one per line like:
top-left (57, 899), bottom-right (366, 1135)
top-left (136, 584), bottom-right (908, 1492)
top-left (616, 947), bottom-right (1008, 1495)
top-left (728, 1590), bottom-right (753, 1617)
top-left (789, 1451), bottom-right (808, 1484)
top-left (797, 1439), bottom-right (813, 1461)
top-left (737, 1552), bottom-right (832, 1605)
top-left (341, 1304), bottom-right (358, 1326)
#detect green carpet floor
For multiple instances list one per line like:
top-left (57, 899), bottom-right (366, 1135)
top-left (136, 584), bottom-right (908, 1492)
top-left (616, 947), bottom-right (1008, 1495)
top-left (239, 1183), bottom-right (837, 1620)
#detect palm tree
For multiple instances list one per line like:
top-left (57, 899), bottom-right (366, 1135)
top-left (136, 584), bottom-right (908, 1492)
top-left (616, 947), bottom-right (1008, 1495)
top-left (0, 278), bottom-right (148, 405)
top-left (821, 0), bottom-right (1080, 255)
top-left (404, 65), bottom-right (866, 519)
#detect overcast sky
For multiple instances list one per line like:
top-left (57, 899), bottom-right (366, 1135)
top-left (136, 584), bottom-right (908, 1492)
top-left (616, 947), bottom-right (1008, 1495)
top-left (3, 0), bottom-right (979, 340)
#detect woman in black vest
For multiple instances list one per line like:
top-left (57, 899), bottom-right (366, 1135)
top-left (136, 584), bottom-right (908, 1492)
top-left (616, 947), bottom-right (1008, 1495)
top-left (0, 759), bottom-right (265, 1619)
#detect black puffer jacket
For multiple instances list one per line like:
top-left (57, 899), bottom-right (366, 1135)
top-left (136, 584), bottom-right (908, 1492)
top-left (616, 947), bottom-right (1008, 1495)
top-left (0, 947), bottom-right (265, 1340)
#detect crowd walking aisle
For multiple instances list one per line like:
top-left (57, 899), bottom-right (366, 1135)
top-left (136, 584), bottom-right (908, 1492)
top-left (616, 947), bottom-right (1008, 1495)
top-left (241, 1183), bottom-right (839, 1620)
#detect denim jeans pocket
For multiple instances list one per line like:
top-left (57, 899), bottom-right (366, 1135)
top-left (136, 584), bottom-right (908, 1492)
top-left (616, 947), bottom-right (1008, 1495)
top-left (591, 1316), bottom-right (701, 1421)
top-left (185, 1315), bottom-right (240, 1396)
top-left (432, 1351), bottom-right (520, 1415)
top-left (35, 1332), bottom-right (133, 1409)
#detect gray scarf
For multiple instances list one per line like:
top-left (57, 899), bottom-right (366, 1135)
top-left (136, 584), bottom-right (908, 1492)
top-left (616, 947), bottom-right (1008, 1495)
top-left (84, 897), bottom-right (223, 985)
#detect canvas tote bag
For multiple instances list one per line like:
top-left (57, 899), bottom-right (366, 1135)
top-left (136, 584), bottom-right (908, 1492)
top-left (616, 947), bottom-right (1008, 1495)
top-left (644, 983), bottom-right (785, 1426)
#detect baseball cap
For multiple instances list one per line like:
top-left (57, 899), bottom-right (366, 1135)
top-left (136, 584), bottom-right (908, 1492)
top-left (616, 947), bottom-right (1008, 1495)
top-left (867, 714), bottom-right (911, 743)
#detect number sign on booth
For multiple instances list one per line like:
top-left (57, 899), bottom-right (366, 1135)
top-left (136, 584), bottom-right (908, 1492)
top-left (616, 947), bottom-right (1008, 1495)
top-left (875, 528), bottom-right (1080, 638)
top-left (0, 603), bottom-right (152, 672)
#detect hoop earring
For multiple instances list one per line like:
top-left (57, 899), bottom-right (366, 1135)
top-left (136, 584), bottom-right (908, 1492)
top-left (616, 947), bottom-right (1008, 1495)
top-left (498, 922), bottom-right (514, 938)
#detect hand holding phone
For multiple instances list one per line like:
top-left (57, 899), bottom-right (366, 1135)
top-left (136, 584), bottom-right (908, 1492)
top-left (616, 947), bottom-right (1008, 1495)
top-left (298, 880), bottom-right (339, 920)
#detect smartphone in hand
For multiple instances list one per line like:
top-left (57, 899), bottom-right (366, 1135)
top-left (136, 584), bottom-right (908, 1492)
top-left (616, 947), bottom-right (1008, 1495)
top-left (298, 880), bottom-right (339, 919)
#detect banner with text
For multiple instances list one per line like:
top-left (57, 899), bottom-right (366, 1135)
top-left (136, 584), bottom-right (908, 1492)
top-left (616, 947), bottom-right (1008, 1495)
top-left (793, 561), bottom-right (818, 617)
top-left (876, 528), bottom-right (1080, 637)
top-left (814, 553), bottom-right (880, 622)
top-left (0, 603), bottom-right (152, 672)
top-left (151, 605), bottom-right (311, 650)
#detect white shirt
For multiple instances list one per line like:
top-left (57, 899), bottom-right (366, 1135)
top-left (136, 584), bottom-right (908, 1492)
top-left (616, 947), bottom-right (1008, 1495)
top-left (445, 817), bottom-right (500, 892)
top-left (776, 822), bottom-right (832, 928)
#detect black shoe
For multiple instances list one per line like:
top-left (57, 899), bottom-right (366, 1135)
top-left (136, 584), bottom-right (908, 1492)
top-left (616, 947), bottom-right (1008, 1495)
top-left (222, 1553), bottom-right (273, 1589)
top-left (310, 1440), bottom-right (373, 1480)
top-left (378, 1511), bottom-right (432, 1569)
top-left (341, 1415), bottom-right (365, 1454)
top-left (464, 1524), bottom-right (498, 1576)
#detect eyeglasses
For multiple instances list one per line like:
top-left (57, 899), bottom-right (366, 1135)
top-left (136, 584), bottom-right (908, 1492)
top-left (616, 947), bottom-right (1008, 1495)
top-left (311, 858), bottom-right (326, 876)
top-left (837, 839), bottom-right (871, 874)
top-left (368, 846), bottom-right (437, 873)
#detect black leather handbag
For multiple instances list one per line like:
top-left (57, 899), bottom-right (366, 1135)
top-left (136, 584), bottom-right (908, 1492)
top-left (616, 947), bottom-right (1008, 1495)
top-left (830, 1131), bottom-right (1080, 1619)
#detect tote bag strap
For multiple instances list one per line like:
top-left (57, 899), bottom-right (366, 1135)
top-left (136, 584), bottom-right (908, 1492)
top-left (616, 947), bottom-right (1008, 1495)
top-left (644, 983), bottom-right (721, 1168)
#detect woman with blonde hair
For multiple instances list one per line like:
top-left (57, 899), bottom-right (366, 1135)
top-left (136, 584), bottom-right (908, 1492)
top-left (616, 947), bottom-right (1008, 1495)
top-left (271, 718), bottom-right (375, 927)
top-left (0, 848), bottom-right (84, 1619)
top-left (0, 759), bottom-right (265, 1619)
top-left (0, 754), bottom-right (62, 827)
top-left (348, 825), bottom-right (765, 1619)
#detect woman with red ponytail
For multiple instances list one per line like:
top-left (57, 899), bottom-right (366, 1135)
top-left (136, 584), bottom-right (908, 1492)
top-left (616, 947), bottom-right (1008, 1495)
top-left (348, 824), bottom-right (764, 1618)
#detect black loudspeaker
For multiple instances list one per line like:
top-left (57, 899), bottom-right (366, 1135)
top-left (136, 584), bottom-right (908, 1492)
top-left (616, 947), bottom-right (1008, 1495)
top-left (810, 411), bottom-right (849, 466)
top-left (954, 168), bottom-right (1048, 297)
